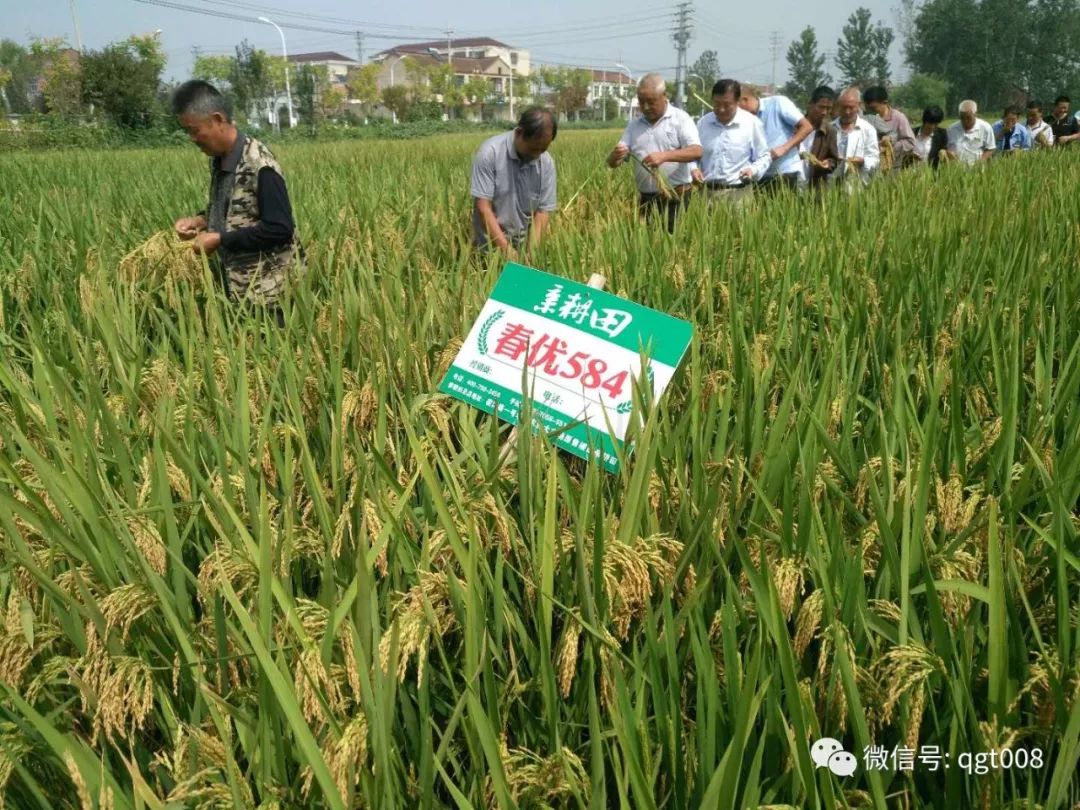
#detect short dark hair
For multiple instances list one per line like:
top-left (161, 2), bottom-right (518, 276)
top-left (1003, 105), bottom-right (1022, 117)
top-left (517, 107), bottom-right (556, 140)
top-left (1027, 100), bottom-right (1042, 111)
top-left (711, 78), bottom-right (741, 99)
top-left (921, 105), bottom-right (944, 125)
top-left (810, 85), bottom-right (836, 103)
top-left (1054, 95), bottom-right (1071, 105)
top-left (862, 85), bottom-right (888, 105)
top-left (172, 79), bottom-right (231, 120)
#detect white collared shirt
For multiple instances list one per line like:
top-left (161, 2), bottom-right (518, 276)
top-left (619, 104), bottom-right (701, 191)
top-left (947, 119), bottom-right (996, 165)
top-left (1028, 119), bottom-right (1054, 147)
top-left (695, 107), bottom-right (772, 184)
top-left (913, 130), bottom-right (933, 162)
top-left (831, 116), bottom-right (880, 186)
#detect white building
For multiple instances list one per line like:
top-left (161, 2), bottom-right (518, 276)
top-left (287, 51), bottom-right (360, 90)
top-left (587, 70), bottom-right (637, 118)
top-left (374, 37), bottom-right (530, 78)
top-left (369, 38), bottom-right (532, 121)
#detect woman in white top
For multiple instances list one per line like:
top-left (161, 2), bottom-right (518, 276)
top-left (911, 106), bottom-right (948, 168)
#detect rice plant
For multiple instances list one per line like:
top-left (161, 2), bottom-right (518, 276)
top-left (0, 133), bottom-right (1078, 809)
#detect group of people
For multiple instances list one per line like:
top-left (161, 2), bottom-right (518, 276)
top-left (167, 75), bottom-right (1077, 316)
top-left (470, 76), bottom-right (1080, 245)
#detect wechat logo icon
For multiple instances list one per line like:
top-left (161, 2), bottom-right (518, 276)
top-left (812, 738), bottom-right (858, 777)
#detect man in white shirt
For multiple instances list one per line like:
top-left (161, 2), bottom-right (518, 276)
top-left (737, 87), bottom-right (814, 191)
top-left (830, 87), bottom-right (880, 189)
top-left (691, 78), bottom-right (771, 208)
top-left (607, 73), bottom-right (702, 232)
top-left (946, 100), bottom-right (996, 165)
top-left (1026, 101), bottom-right (1054, 148)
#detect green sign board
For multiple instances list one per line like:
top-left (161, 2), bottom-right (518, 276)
top-left (438, 263), bottom-right (693, 472)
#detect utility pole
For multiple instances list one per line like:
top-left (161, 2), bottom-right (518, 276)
top-left (445, 28), bottom-right (454, 72)
top-left (672, 2), bottom-right (693, 108)
top-left (355, 31), bottom-right (364, 64)
top-left (769, 30), bottom-right (783, 92)
top-left (69, 0), bottom-right (84, 52)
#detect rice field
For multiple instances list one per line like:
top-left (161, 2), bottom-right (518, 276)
top-left (0, 132), bottom-right (1078, 809)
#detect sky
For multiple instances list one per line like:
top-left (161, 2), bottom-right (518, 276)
top-left (5, 0), bottom-right (909, 87)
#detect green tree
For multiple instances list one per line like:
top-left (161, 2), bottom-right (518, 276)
top-left (230, 40), bottom-right (272, 125)
top-left (0, 40), bottom-right (39, 114)
top-left (890, 73), bottom-right (951, 113)
top-left (689, 49), bottom-right (720, 114)
top-left (1026, 0), bottom-right (1080, 102)
top-left (347, 63), bottom-right (381, 120)
top-left (425, 63), bottom-right (463, 118)
top-left (29, 38), bottom-right (82, 119)
top-left (836, 7), bottom-right (893, 87)
top-left (783, 26), bottom-right (831, 105)
top-left (904, 0), bottom-right (1075, 110)
top-left (380, 84), bottom-right (412, 120)
top-left (461, 75), bottom-right (491, 120)
top-left (193, 53), bottom-right (233, 85)
top-left (80, 35), bottom-right (166, 128)
top-left (538, 66), bottom-right (590, 119)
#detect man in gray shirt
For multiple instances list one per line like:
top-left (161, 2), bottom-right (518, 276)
top-left (471, 108), bottom-right (558, 258)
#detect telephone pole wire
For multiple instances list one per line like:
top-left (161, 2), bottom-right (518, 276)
top-left (672, 2), bottom-right (693, 108)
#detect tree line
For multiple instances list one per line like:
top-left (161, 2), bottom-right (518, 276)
top-left (5, 0), bottom-right (1079, 133)
top-left (689, 0), bottom-right (1080, 115)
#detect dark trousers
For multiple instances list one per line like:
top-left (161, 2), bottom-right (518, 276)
top-left (757, 172), bottom-right (801, 195)
top-left (639, 185), bottom-right (692, 233)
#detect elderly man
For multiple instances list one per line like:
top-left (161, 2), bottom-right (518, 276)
top-left (607, 74), bottom-right (702, 232)
top-left (994, 106), bottom-right (1032, 155)
top-left (1026, 101), bottom-right (1054, 148)
top-left (737, 87), bottom-right (814, 191)
top-left (690, 79), bottom-right (771, 208)
top-left (830, 87), bottom-right (880, 188)
top-left (471, 107), bottom-right (557, 258)
top-left (1049, 96), bottom-right (1080, 146)
top-left (947, 100), bottom-right (996, 165)
top-left (862, 85), bottom-right (916, 170)
top-left (172, 80), bottom-right (303, 320)
top-left (799, 85), bottom-right (840, 189)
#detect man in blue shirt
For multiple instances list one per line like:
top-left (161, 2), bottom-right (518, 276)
top-left (993, 106), bottom-right (1032, 154)
top-left (737, 87), bottom-right (814, 191)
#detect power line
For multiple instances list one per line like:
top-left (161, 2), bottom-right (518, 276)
top-left (512, 27), bottom-right (670, 49)
top-left (190, 0), bottom-right (443, 32)
top-left (131, 0), bottom-right (442, 41)
top-left (495, 13), bottom-right (675, 39)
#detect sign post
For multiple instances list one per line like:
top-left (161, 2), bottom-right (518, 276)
top-left (438, 263), bottom-right (693, 474)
